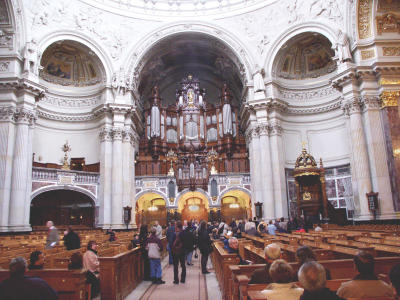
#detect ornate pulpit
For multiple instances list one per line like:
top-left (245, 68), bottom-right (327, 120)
top-left (293, 146), bottom-right (328, 222)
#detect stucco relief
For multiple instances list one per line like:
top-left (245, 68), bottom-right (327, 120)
top-left (41, 94), bottom-right (102, 108)
top-left (358, 0), bottom-right (372, 39)
top-left (26, 0), bottom-right (151, 62)
top-left (278, 86), bottom-right (339, 101)
top-left (0, 60), bottom-right (9, 71)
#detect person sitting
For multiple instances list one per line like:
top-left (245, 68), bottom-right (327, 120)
top-left (106, 229), bottom-right (117, 242)
top-left (389, 264), bottom-right (400, 299)
top-left (314, 224), bottom-right (323, 232)
top-left (295, 246), bottom-right (331, 280)
top-left (244, 221), bottom-right (257, 236)
top-left (336, 250), bottom-right (394, 298)
top-left (223, 237), bottom-right (248, 265)
top-left (298, 261), bottom-right (344, 300)
top-left (249, 243), bottom-right (282, 284)
top-left (267, 220), bottom-right (277, 235)
top-left (261, 259), bottom-right (303, 300)
top-left (63, 226), bottom-right (81, 250)
top-left (83, 241), bottom-right (100, 298)
top-left (0, 257), bottom-right (57, 300)
top-left (28, 251), bottom-right (45, 270)
top-left (131, 234), bottom-right (140, 248)
top-left (68, 252), bottom-right (83, 270)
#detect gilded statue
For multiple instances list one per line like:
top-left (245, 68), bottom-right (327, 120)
top-left (302, 190), bottom-right (311, 201)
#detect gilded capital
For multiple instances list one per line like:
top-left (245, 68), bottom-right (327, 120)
top-left (380, 91), bottom-right (399, 108)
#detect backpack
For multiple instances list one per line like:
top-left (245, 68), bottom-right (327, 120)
top-left (172, 234), bottom-right (183, 255)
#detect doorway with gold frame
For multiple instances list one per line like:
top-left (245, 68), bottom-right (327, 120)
top-left (178, 191), bottom-right (210, 222)
top-left (220, 189), bottom-right (251, 224)
top-left (135, 192), bottom-right (167, 227)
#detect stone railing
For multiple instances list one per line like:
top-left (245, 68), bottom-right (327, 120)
top-left (32, 167), bottom-right (99, 185)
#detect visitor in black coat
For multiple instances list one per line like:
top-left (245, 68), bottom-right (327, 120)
top-left (63, 226), bottom-right (81, 250)
top-left (197, 220), bottom-right (212, 274)
top-left (181, 222), bottom-right (195, 266)
top-left (139, 224), bottom-right (151, 281)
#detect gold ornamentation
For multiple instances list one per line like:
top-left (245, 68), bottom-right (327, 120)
top-left (207, 147), bottom-right (219, 175)
top-left (380, 91), bottom-right (400, 107)
top-left (378, 0), bottom-right (400, 12)
top-left (380, 78), bottom-right (400, 85)
top-left (293, 171), bottom-right (319, 177)
top-left (361, 49), bottom-right (375, 60)
top-left (358, 0), bottom-right (372, 39)
top-left (376, 13), bottom-right (400, 35)
top-left (383, 47), bottom-right (400, 56)
top-left (166, 149), bottom-right (178, 177)
top-left (61, 141), bottom-right (71, 170)
top-left (303, 191), bottom-right (312, 201)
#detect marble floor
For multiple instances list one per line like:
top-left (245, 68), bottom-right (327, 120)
top-left (125, 253), bottom-right (221, 300)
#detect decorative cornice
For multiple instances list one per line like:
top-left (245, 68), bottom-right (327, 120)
top-left (37, 109), bottom-right (98, 122)
top-left (278, 86), bottom-right (338, 101)
top-left (286, 100), bottom-right (341, 115)
top-left (0, 78), bottom-right (46, 95)
top-left (41, 94), bottom-right (102, 108)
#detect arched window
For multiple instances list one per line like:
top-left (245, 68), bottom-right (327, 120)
top-left (211, 179), bottom-right (218, 198)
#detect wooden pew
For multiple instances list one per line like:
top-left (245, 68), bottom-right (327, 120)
top-left (0, 269), bottom-right (87, 300)
top-left (99, 246), bottom-right (143, 300)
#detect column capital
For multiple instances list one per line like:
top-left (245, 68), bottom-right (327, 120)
top-left (0, 106), bottom-right (16, 122)
top-left (269, 121), bottom-right (283, 136)
top-left (361, 96), bottom-right (381, 112)
top-left (15, 108), bottom-right (36, 125)
top-left (245, 126), bottom-right (259, 143)
top-left (341, 97), bottom-right (362, 116)
top-left (112, 127), bottom-right (123, 141)
top-left (257, 123), bottom-right (270, 136)
top-left (99, 126), bottom-right (113, 142)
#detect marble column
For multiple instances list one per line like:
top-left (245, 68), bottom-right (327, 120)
top-left (0, 108), bottom-right (16, 231)
top-left (99, 126), bottom-right (113, 228)
top-left (257, 124), bottom-right (275, 219)
top-left (343, 98), bottom-right (372, 220)
top-left (269, 120), bottom-right (288, 218)
top-left (247, 127), bottom-right (264, 218)
top-left (23, 119), bottom-right (35, 227)
top-left (9, 109), bottom-right (35, 231)
top-left (122, 125), bottom-right (136, 228)
top-left (111, 127), bottom-right (124, 229)
top-left (362, 96), bottom-right (396, 219)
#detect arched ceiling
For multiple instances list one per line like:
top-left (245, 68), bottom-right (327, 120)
top-left (40, 40), bottom-right (105, 89)
top-left (136, 192), bottom-right (166, 211)
top-left (221, 190), bottom-right (250, 208)
top-left (273, 33), bottom-right (336, 80)
top-left (178, 191), bottom-right (209, 212)
top-left (137, 33), bottom-right (244, 108)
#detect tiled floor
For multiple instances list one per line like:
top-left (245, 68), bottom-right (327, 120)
top-left (125, 253), bottom-right (221, 300)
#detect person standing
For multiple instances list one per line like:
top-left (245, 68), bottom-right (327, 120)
top-left (198, 220), bottom-right (212, 274)
top-left (166, 221), bottom-right (176, 265)
top-left (172, 221), bottom-right (186, 284)
top-left (139, 225), bottom-right (151, 281)
top-left (83, 241), bottom-right (100, 298)
top-left (63, 226), bottom-right (81, 250)
top-left (146, 228), bottom-right (165, 284)
top-left (0, 257), bottom-right (57, 300)
top-left (45, 221), bottom-right (59, 250)
top-left (154, 220), bottom-right (162, 239)
top-left (181, 221), bottom-right (195, 266)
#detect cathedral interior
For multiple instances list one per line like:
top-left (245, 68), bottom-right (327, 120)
top-left (0, 0), bottom-right (399, 231)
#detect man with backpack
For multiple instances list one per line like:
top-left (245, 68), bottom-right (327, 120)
top-left (171, 221), bottom-right (186, 284)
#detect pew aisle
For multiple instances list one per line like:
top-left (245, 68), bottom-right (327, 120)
top-left (133, 254), bottom-right (221, 300)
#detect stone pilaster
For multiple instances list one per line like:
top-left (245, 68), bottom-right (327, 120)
top-left (362, 96), bottom-right (396, 219)
top-left (257, 123), bottom-right (275, 219)
top-left (246, 126), bottom-right (264, 218)
top-left (9, 109), bottom-right (35, 231)
top-left (269, 119), bottom-right (288, 218)
top-left (342, 97), bottom-right (373, 220)
top-left (0, 107), bottom-right (16, 231)
top-left (111, 126), bottom-right (124, 229)
top-left (98, 126), bottom-right (113, 228)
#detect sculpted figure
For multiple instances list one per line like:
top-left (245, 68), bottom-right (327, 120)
top-left (253, 68), bottom-right (265, 92)
top-left (336, 30), bottom-right (352, 63)
top-left (23, 40), bottom-right (38, 74)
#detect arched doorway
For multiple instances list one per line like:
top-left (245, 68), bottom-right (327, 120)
top-left (178, 191), bottom-right (209, 222)
top-left (30, 190), bottom-right (95, 227)
top-left (220, 189), bottom-right (251, 223)
top-left (135, 193), bottom-right (167, 226)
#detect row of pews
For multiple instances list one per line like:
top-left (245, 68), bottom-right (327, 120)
top-left (0, 229), bottom-right (167, 300)
top-left (210, 226), bottom-right (400, 300)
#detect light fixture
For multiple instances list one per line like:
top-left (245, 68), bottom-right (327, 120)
top-left (229, 203), bottom-right (240, 209)
top-left (148, 199), bottom-right (158, 211)
top-left (189, 205), bottom-right (199, 211)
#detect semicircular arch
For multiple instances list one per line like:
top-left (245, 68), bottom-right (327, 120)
top-left (31, 185), bottom-right (96, 204)
top-left (37, 30), bottom-right (113, 85)
top-left (264, 22), bottom-right (339, 78)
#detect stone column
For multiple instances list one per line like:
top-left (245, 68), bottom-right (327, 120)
top-left (343, 98), bottom-right (372, 220)
top-left (269, 120), bottom-right (288, 218)
top-left (24, 118), bottom-right (35, 227)
top-left (362, 96), bottom-right (395, 219)
top-left (0, 107), bottom-right (16, 231)
top-left (257, 124), bottom-right (275, 219)
top-left (246, 127), bottom-right (264, 218)
top-left (9, 109), bottom-right (35, 231)
top-left (111, 127), bottom-right (124, 229)
top-left (99, 126), bottom-right (113, 228)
